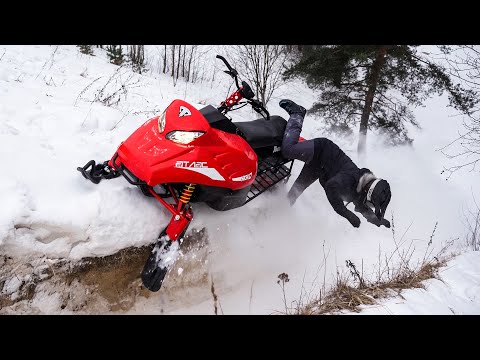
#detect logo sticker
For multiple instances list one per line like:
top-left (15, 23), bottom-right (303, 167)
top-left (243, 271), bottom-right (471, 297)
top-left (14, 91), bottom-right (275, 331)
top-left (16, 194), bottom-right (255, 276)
top-left (175, 161), bottom-right (225, 181)
top-left (232, 172), bottom-right (253, 182)
top-left (175, 161), bottom-right (207, 168)
top-left (178, 106), bottom-right (192, 118)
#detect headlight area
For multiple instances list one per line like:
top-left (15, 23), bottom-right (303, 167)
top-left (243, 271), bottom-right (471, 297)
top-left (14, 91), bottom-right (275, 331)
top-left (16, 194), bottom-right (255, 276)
top-left (166, 131), bottom-right (205, 145)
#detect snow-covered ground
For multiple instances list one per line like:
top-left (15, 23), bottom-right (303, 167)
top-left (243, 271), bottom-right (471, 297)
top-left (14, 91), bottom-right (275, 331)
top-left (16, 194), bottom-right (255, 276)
top-left (0, 45), bottom-right (478, 314)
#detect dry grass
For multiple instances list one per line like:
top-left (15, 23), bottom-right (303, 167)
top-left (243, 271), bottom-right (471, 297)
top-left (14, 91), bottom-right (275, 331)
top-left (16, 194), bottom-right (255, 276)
top-left (280, 218), bottom-right (457, 315)
top-left (288, 256), bottom-right (449, 315)
top-left (321, 258), bottom-right (446, 314)
top-left (463, 195), bottom-right (480, 251)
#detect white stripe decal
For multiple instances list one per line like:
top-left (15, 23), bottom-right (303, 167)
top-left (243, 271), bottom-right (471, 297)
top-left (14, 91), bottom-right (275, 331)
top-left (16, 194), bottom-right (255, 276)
top-left (367, 178), bottom-right (382, 202)
top-left (180, 167), bottom-right (225, 181)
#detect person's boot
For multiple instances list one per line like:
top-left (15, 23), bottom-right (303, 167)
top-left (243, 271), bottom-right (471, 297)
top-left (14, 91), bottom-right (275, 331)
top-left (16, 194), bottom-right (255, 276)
top-left (279, 99), bottom-right (307, 117)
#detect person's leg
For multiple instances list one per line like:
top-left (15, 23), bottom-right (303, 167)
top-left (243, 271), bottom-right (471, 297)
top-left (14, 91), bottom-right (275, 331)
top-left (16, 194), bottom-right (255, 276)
top-left (287, 161), bottom-right (321, 205)
top-left (282, 114), bottom-right (316, 163)
top-left (280, 100), bottom-right (315, 163)
top-left (280, 99), bottom-right (321, 205)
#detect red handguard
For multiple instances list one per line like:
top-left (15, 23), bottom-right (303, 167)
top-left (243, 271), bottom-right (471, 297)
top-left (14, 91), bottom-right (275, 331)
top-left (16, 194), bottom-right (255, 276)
top-left (220, 88), bottom-right (244, 109)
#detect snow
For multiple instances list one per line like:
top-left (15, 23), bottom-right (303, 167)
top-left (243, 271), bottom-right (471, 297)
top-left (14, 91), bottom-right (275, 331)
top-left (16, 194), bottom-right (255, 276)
top-left (0, 45), bottom-right (479, 314)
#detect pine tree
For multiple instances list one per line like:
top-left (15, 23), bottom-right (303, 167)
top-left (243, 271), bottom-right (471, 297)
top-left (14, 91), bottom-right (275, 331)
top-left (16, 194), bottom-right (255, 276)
top-left (78, 45), bottom-right (94, 56)
top-left (284, 45), bottom-right (478, 155)
top-left (106, 45), bottom-right (124, 66)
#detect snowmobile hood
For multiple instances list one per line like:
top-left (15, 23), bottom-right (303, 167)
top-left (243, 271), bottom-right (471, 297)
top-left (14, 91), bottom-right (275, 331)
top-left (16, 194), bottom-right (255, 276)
top-left (114, 100), bottom-right (210, 183)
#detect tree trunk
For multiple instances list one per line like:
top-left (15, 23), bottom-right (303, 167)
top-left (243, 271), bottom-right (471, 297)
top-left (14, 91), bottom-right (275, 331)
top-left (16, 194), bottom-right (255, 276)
top-left (357, 46), bottom-right (388, 157)
top-left (139, 45), bottom-right (144, 74)
top-left (129, 45), bottom-right (136, 69)
top-left (171, 45), bottom-right (176, 78)
top-left (187, 46), bottom-right (195, 82)
top-left (181, 45), bottom-right (186, 78)
top-left (176, 45), bottom-right (181, 80)
top-left (163, 45), bottom-right (167, 74)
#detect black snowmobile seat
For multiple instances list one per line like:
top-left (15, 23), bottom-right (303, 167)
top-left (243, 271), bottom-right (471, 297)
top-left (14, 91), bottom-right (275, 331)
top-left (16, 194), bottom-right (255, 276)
top-left (233, 116), bottom-right (287, 149)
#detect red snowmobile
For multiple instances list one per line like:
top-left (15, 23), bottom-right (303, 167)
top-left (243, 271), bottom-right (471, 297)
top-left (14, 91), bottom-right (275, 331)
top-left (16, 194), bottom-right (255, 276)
top-left (77, 56), bottom-right (299, 291)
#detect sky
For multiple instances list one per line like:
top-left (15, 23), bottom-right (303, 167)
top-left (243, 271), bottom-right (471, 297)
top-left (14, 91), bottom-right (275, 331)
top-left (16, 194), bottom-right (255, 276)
top-left (0, 45), bottom-right (479, 314)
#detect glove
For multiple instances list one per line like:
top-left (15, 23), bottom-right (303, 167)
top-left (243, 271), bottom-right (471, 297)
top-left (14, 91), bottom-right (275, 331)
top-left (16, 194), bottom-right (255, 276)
top-left (348, 214), bottom-right (361, 228)
top-left (381, 218), bottom-right (390, 228)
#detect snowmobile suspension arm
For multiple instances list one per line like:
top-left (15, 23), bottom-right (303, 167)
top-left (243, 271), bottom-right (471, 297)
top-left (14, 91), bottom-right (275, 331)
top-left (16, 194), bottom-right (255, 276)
top-left (148, 185), bottom-right (183, 217)
top-left (148, 185), bottom-right (193, 241)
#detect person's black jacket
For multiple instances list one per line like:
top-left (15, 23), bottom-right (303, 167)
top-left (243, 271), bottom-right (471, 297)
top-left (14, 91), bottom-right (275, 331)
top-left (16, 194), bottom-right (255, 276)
top-left (282, 111), bottom-right (389, 228)
top-left (311, 138), bottom-right (384, 227)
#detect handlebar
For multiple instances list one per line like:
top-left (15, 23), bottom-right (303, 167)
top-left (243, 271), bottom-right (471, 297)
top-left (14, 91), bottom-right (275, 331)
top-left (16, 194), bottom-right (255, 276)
top-left (249, 99), bottom-right (270, 120)
top-left (216, 55), bottom-right (270, 120)
top-left (216, 55), bottom-right (240, 89)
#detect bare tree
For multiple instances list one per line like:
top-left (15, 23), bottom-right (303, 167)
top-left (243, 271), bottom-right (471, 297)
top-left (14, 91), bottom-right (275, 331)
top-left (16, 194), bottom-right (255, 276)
top-left (186, 46), bottom-right (195, 82)
top-left (182, 45), bottom-right (187, 78)
top-left (152, 45), bottom-right (211, 85)
top-left (439, 46), bottom-right (480, 177)
top-left (229, 45), bottom-right (290, 107)
top-left (153, 45), bottom-right (168, 74)
top-left (171, 45), bottom-right (176, 79)
top-left (176, 45), bottom-right (181, 81)
top-left (463, 194), bottom-right (480, 251)
top-left (163, 45), bottom-right (167, 74)
top-left (189, 46), bottom-right (212, 83)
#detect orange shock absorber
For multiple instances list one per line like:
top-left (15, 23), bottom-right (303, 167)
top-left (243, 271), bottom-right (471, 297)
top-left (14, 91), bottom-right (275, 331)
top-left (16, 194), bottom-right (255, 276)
top-left (179, 184), bottom-right (196, 204)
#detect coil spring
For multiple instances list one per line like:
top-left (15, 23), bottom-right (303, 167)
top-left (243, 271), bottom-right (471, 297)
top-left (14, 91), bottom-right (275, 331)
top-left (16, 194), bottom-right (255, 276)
top-left (179, 183), bottom-right (196, 204)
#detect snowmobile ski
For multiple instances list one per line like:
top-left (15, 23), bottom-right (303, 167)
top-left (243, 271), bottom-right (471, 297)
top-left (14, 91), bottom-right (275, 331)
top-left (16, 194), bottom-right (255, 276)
top-left (141, 228), bottom-right (184, 292)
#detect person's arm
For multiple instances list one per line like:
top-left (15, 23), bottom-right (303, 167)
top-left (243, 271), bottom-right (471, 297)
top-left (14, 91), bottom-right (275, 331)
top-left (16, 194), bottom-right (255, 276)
top-left (281, 114), bottom-right (315, 163)
top-left (324, 182), bottom-right (361, 228)
top-left (354, 202), bottom-right (390, 228)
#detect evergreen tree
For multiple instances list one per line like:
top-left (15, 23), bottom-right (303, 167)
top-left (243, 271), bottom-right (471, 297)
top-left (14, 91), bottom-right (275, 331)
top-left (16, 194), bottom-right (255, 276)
top-left (78, 45), bottom-right (94, 56)
top-left (284, 45), bottom-right (478, 155)
top-left (106, 45), bottom-right (124, 66)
